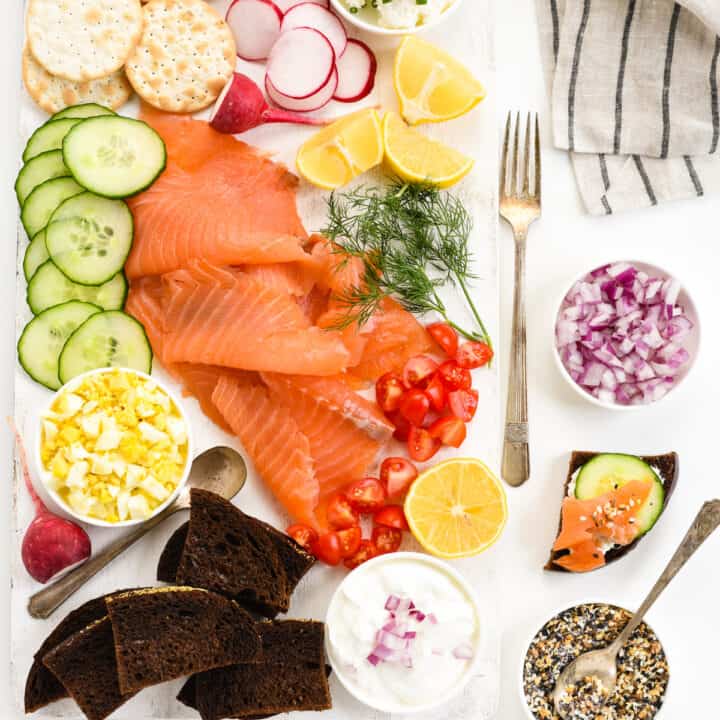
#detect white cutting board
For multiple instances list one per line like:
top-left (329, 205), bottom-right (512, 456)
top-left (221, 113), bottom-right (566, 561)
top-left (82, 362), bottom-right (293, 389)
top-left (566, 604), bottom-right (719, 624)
top-left (12, 2), bottom-right (501, 718)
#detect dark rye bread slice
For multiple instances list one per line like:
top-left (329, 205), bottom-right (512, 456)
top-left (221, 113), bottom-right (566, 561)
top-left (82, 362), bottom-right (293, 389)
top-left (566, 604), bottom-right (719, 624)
top-left (25, 589), bottom-right (134, 713)
top-left (106, 586), bottom-right (261, 695)
top-left (179, 620), bottom-right (332, 720)
top-left (545, 451), bottom-right (679, 572)
top-left (157, 522), bottom-right (188, 583)
top-left (42, 617), bottom-right (137, 720)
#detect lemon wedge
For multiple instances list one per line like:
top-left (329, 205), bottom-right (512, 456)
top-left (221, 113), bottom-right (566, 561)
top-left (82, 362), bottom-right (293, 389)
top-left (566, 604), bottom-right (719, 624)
top-left (296, 108), bottom-right (383, 190)
top-left (382, 111), bottom-right (474, 188)
top-left (394, 36), bottom-right (486, 125)
top-left (404, 457), bottom-right (507, 558)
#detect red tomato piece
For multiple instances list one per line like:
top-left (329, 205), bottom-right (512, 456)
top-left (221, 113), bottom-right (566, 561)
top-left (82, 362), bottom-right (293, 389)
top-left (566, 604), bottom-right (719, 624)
top-left (386, 410), bottom-right (412, 441)
top-left (326, 493), bottom-right (360, 529)
top-left (344, 539), bottom-right (378, 570)
top-left (407, 426), bottom-right (441, 462)
top-left (399, 388), bottom-right (430, 427)
top-left (428, 416), bottom-right (467, 448)
top-left (427, 322), bottom-right (459, 357)
top-left (336, 526), bottom-right (362, 558)
top-left (375, 372), bottom-right (405, 413)
top-left (374, 505), bottom-right (410, 531)
top-left (448, 388), bottom-right (479, 422)
top-left (286, 524), bottom-right (318, 552)
top-left (456, 341), bottom-right (493, 369)
top-left (437, 361), bottom-right (472, 390)
top-left (402, 355), bottom-right (438, 388)
top-left (345, 477), bottom-right (387, 513)
top-left (313, 531), bottom-right (343, 566)
top-left (380, 456), bottom-right (419, 498)
top-left (425, 373), bottom-right (447, 412)
top-left (372, 526), bottom-right (403, 554)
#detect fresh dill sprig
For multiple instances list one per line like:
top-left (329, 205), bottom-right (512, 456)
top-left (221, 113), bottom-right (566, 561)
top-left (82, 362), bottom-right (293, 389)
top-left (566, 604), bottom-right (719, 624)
top-left (321, 180), bottom-right (492, 347)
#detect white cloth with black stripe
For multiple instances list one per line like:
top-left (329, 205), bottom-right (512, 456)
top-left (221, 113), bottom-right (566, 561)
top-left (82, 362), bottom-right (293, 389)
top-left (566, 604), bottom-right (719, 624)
top-left (537, 0), bottom-right (720, 214)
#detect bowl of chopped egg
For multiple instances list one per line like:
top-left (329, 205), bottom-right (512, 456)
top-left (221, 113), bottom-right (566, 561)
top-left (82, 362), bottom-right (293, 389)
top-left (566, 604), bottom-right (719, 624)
top-left (330, 0), bottom-right (465, 35)
top-left (35, 367), bottom-right (193, 528)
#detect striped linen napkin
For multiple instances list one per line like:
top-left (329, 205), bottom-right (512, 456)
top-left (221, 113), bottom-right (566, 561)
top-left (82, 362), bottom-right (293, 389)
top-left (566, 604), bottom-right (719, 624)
top-left (536, 0), bottom-right (720, 215)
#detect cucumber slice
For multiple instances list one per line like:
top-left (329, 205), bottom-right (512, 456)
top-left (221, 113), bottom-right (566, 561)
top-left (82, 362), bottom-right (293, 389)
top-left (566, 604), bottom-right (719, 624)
top-left (27, 261), bottom-right (128, 314)
top-left (52, 103), bottom-right (115, 121)
top-left (58, 310), bottom-right (152, 384)
top-left (21, 176), bottom-right (84, 238)
top-left (22, 118), bottom-right (83, 163)
top-left (46, 192), bottom-right (133, 285)
top-left (18, 300), bottom-right (102, 390)
top-left (63, 116), bottom-right (166, 198)
top-left (23, 230), bottom-right (50, 282)
top-left (574, 453), bottom-right (665, 536)
top-left (15, 150), bottom-right (69, 206)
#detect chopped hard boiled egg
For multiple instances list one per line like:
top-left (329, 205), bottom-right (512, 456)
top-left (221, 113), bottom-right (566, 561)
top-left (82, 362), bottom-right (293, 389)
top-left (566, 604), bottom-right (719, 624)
top-left (40, 369), bottom-right (189, 524)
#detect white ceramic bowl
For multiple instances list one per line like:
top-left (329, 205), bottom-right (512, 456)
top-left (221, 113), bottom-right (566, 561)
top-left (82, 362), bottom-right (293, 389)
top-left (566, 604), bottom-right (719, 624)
top-left (330, 0), bottom-right (466, 36)
top-left (552, 260), bottom-right (701, 411)
top-left (518, 600), bottom-right (670, 720)
top-left (325, 551), bottom-right (483, 714)
top-left (35, 367), bottom-right (193, 528)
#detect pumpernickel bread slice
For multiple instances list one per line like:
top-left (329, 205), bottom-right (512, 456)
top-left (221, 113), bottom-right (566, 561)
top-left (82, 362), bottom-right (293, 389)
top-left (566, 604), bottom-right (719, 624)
top-left (106, 586), bottom-right (261, 695)
top-left (42, 617), bottom-right (137, 720)
top-left (25, 589), bottom-right (134, 713)
top-left (545, 451), bottom-right (679, 572)
top-left (156, 522), bottom-right (188, 584)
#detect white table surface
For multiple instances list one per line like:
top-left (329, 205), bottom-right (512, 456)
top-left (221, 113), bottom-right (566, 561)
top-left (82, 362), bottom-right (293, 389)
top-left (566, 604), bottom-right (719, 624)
top-left (1, 0), bottom-right (719, 718)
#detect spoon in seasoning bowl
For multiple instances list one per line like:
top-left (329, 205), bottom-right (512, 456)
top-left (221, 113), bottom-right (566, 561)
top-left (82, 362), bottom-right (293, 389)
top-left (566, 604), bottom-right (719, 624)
top-left (27, 446), bottom-right (247, 620)
top-left (552, 499), bottom-right (720, 718)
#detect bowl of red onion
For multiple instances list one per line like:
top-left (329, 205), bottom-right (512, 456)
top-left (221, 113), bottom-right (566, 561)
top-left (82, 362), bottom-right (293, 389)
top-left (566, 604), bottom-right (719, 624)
top-left (553, 261), bottom-right (700, 409)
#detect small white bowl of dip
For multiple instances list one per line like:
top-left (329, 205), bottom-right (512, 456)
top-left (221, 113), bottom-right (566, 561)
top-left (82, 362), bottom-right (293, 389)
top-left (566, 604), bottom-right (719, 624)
top-left (325, 551), bottom-right (482, 714)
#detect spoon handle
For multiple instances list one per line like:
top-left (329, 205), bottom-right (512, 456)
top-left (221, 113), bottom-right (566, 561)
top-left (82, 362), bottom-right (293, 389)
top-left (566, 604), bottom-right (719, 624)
top-left (613, 499), bottom-right (720, 650)
top-left (28, 503), bottom-right (180, 620)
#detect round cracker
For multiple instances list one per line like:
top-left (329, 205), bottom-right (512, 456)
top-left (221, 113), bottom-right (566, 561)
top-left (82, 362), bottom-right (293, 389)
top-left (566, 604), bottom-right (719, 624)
top-left (125, 0), bottom-right (236, 113)
top-left (27, 0), bottom-right (143, 82)
top-left (22, 47), bottom-right (133, 114)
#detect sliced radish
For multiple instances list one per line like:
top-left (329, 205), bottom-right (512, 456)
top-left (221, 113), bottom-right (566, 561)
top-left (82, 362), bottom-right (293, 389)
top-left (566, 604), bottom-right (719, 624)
top-left (267, 27), bottom-right (335, 99)
top-left (334, 38), bottom-right (376, 103)
top-left (274, 0), bottom-right (329, 11)
top-left (280, 3), bottom-right (347, 59)
top-left (226, 0), bottom-right (283, 62)
top-left (265, 67), bottom-right (337, 112)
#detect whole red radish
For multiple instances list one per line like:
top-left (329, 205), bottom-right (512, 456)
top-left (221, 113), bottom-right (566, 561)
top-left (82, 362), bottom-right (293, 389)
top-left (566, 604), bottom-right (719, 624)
top-left (10, 421), bottom-right (91, 584)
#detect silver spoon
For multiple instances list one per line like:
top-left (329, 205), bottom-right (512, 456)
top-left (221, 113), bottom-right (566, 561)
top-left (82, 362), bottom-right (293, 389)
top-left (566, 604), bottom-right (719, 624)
top-left (27, 446), bottom-right (247, 620)
top-left (553, 499), bottom-right (720, 718)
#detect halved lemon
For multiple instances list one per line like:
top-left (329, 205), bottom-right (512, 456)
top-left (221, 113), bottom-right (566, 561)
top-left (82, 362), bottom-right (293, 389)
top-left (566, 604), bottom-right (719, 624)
top-left (404, 457), bottom-right (507, 559)
top-left (383, 111), bottom-right (474, 188)
top-left (296, 108), bottom-right (383, 190)
top-left (394, 36), bottom-right (486, 125)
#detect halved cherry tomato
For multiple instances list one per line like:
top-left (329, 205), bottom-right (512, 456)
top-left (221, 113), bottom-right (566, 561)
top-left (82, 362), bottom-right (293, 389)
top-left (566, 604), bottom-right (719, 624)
top-left (456, 341), bottom-right (493, 369)
top-left (380, 457), bottom-right (418, 498)
top-left (374, 505), bottom-right (410, 531)
top-left (286, 524), bottom-right (318, 552)
top-left (428, 416), bottom-right (467, 448)
top-left (344, 539), bottom-right (378, 569)
top-left (425, 374), bottom-right (447, 412)
top-left (399, 388), bottom-right (430, 427)
top-left (336, 526), bottom-right (362, 558)
top-left (402, 355), bottom-right (438, 388)
top-left (375, 372), bottom-right (405, 413)
top-left (437, 361), bottom-right (472, 390)
top-left (386, 410), bottom-right (412, 441)
top-left (372, 526), bottom-right (403, 554)
top-left (448, 388), bottom-right (479, 422)
top-left (326, 493), bottom-right (360, 529)
top-left (427, 322), bottom-right (459, 357)
top-left (345, 477), bottom-right (387, 513)
top-left (313, 531), bottom-right (343, 566)
top-left (407, 426), bottom-right (441, 462)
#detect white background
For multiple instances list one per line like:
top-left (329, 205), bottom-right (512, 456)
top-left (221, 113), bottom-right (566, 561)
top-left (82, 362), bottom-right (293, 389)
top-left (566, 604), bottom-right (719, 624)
top-left (1, 0), bottom-right (719, 719)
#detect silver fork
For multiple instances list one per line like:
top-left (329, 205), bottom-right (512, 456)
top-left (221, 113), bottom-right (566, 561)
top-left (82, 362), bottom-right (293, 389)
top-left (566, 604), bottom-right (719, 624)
top-left (499, 112), bottom-right (541, 487)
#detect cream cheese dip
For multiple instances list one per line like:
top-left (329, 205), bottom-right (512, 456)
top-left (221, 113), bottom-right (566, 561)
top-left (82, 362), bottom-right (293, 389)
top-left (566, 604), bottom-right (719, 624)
top-left (326, 552), bottom-right (480, 713)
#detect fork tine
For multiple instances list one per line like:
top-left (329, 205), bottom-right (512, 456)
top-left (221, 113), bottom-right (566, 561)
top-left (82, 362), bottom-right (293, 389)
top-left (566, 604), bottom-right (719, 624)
top-left (510, 112), bottom-right (520, 197)
top-left (522, 112), bottom-right (531, 196)
top-left (534, 113), bottom-right (542, 200)
top-left (500, 111), bottom-right (511, 197)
